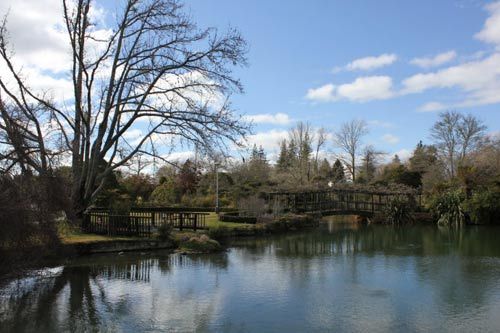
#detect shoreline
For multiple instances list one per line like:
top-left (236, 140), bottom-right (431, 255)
top-left (0, 214), bottom-right (319, 280)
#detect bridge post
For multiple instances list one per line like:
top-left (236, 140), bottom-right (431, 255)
top-left (371, 194), bottom-right (374, 213)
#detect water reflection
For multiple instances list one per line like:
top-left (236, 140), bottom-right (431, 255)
top-left (1, 222), bottom-right (500, 332)
top-left (0, 253), bottom-right (229, 332)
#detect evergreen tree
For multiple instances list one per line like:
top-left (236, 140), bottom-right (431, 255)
top-left (250, 144), bottom-right (260, 162)
top-left (316, 158), bottom-right (332, 184)
top-left (409, 141), bottom-right (438, 174)
top-left (299, 131), bottom-right (313, 181)
top-left (276, 140), bottom-right (289, 171)
top-left (258, 145), bottom-right (266, 162)
top-left (332, 159), bottom-right (346, 183)
top-left (287, 139), bottom-right (298, 165)
top-left (176, 159), bottom-right (199, 195)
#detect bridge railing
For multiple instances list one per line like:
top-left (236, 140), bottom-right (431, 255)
top-left (83, 209), bottom-right (208, 237)
top-left (267, 189), bottom-right (417, 215)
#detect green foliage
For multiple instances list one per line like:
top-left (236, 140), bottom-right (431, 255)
top-left (108, 192), bottom-right (132, 214)
top-left (176, 159), bottom-right (199, 196)
top-left (120, 174), bottom-right (156, 203)
top-left (409, 141), bottom-right (438, 174)
top-left (384, 197), bottom-right (415, 225)
top-left (464, 189), bottom-right (500, 224)
top-left (150, 180), bottom-right (178, 205)
top-left (157, 223), bottom-right (173, 241)
top-left (378, 163), bottom-right (422, 188)
top-left (314, 158), bottom-right (333, 184)
top-left (331, 159), bottom-right (346, 183)
top-left (276, 140), bottom-right (290, 171)
top-left (430, 191), bottom-right (466, 227)
top-left (179, 234), bottom-right (223, 253)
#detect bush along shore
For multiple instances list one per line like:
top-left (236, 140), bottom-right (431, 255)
top-left (208, 213), bottom-right (320, 240)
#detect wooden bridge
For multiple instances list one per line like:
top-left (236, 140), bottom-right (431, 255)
top-left (83, 208), bottom-right (209, 237)
top-left (267, 188), bottom-right (420, 217)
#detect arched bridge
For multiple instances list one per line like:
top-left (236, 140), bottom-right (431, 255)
top-left (267, 188), bottom-right (421, 217)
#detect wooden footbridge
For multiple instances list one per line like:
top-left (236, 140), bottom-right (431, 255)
top-left (267, 188), bottom-right (420, 217)
top-left (83, 207), bottom-right (209, 237)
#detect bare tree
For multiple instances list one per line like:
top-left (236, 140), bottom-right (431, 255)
top-left (127, 153), bottom-right (153, 176)
top-left (457, 114), bottom-right (486, 160)
top-left (360, 145), bottom-right (385, 183)
top-left (313, 127), bottom-right (328, 169)
top-left (430, 111), bottom-right (486, 178)
top-left (0, 0), bottom-right (248, 219)
top-left (430, 111), bottom-right (460, 178)
top-left (334, 119), bottom-right (368, 182)
top-left (288, 122), bottom-right (313, 184)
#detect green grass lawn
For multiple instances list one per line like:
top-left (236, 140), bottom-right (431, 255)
top-left (60, 212), bottom-right (255, 245)
top-left (60, 232), bottom-right (143, 245)
top-left (205, 212), bottom-right (256, 230)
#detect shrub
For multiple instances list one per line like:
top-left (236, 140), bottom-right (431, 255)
top-left (237, 196), bottom-right (266, 217)
top-left (180, 234), bottom-right (222, 253)
top-left (157, 223), bottom-right (173, 241)
top-left (384, 197), bottom-right (415, 225)
top-left (219, 212), bottom-right (257, 224)
top-left (430, 191), bottom-right (466, 227)
top-left (465, 189), bottom-right (500, 225)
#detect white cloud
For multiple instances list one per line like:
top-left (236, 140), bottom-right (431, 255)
top-left (394, 149), bottom-right (412, 161)
top-left (403, 3), bottom-right (500, 110)
top-left (0, 0), bottom-right (70, 73)
top-left (475, 1), bottom-right (500, 47)
top-left (306, 76), bottom-right (394, 103)
top-left (402, 53), bottom-right (500, 108)
top-left (382, 134), bottom-right (400, 144)
top-left (164, 151), bottom-right (195, 162)
top-left (418, 102), bottom-right (447, 112)
top-left (0, 0), bottom-right (112, 102)
top-left (488, 130), bottom-right (500, 140)
top-left (306, 83), bottom-right (336, 102)
top-left (245, 129), bottom-right (288, 152)
top-left (243, 113), bottom-right (291, 125)
top-left (345, 54), bottom-right (398, 71)
top-left (410, 50), bottom-right (457, 68)
top-left (368, 120), bottom-right (394, 128)
top-left (384, 149), bottom-right (412, 163)
top-left (123, 128), bottom-right (144, 146)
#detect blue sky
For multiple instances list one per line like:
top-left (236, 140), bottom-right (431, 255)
top-left (186, 0), bottom-right (500, 160)
top-left (1, 0), bottom-right (499, 164)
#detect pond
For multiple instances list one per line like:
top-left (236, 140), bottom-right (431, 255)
top-left (2, 218), bottom-right (500, 332)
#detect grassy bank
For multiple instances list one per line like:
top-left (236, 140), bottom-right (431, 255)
top-left (207, 213), bottom-right (320, 240)
top-left (60, 232), bottom-right (143, 245)
top-left (57, 212), bottom-right (318, 252)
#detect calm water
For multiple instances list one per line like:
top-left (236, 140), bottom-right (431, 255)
top-left (2, 219), bottom-right (500, 333)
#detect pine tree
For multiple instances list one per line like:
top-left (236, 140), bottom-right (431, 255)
top-left (332, 159), bottom-right (346, 183)
top-left (176, 159), bottom-right (199, 195)
top-left (317, 158), bottom-right (332, 183)
top-left (276, 140), bottom-right (289, 171)
top-left (287, 139), bottom-right (298, 165)
top-left (409, 141), bottom-right (438, 174)
top-left (250, 144), bottom-right (260, 162)
top-left (258, 145), bottom-right (266, 162)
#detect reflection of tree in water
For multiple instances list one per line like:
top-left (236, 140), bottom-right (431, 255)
top-left (0, 253), bottom-right (229, 332)
top-left (2, 226), bottom-right (500, 332)
top-left (234, 222), bottom-right (500, 258)
top-left (232, 222), bottom-right (500, 314)
top-left (1, 266), bottom-right (100, 332)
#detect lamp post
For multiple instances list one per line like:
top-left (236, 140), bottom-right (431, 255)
top-left (215, 162), bottom-right (220, 214)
